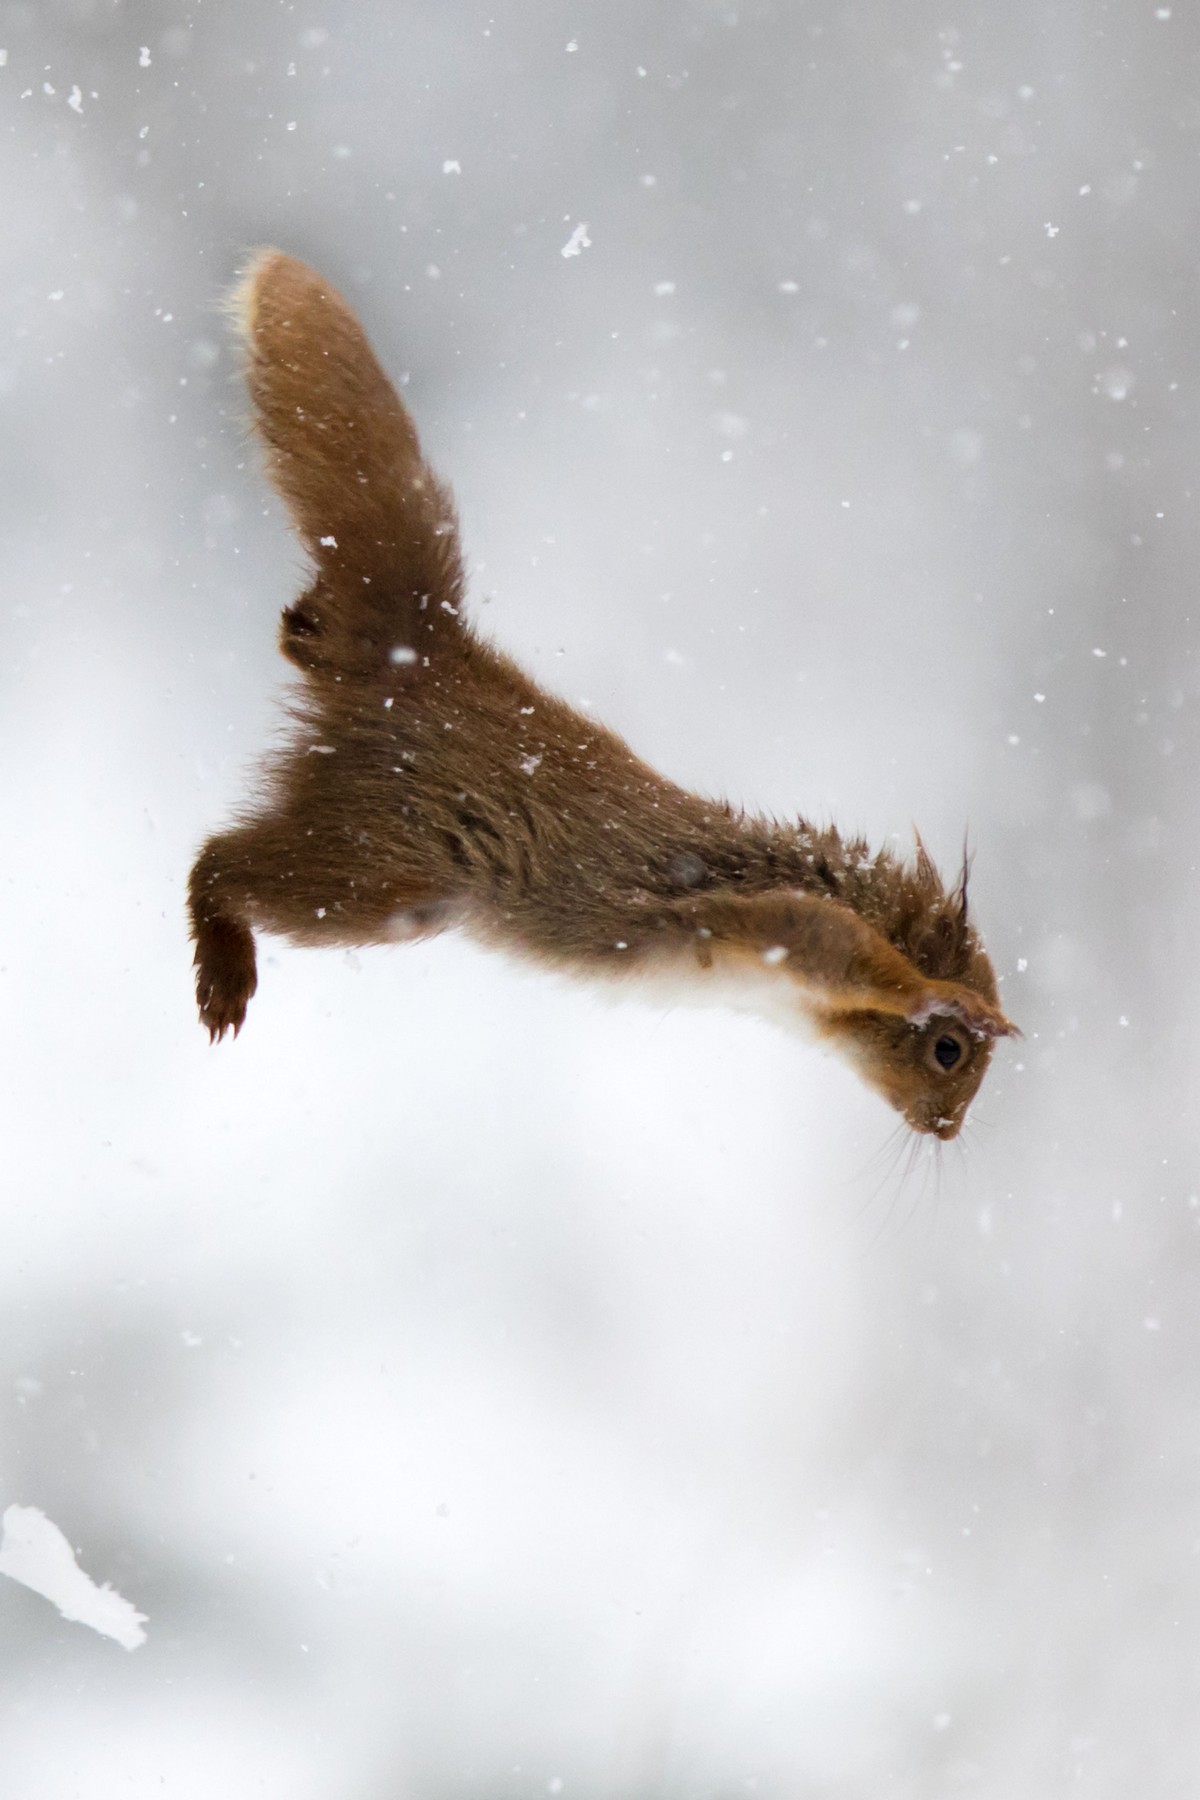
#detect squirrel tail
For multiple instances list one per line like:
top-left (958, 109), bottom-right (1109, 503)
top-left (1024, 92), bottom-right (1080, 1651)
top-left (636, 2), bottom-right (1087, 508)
top-left (229, 248), bottom-right (465, 678)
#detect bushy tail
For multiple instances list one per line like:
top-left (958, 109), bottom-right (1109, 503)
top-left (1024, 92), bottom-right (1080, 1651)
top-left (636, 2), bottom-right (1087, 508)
top-left (230, 249), bottom-right (464, 676)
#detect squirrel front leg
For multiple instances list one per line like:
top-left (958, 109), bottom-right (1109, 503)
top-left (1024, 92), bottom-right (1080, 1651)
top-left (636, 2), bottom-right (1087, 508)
top-left (665, 889), bottom-right (1013, 1037)
top-left (188, 831), bottom-right (260, 1041)
top-left (188, 818), bottom-right (459, 1040)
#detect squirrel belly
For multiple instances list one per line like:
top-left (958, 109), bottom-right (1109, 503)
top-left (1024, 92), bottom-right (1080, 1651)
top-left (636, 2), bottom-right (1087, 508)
top-left (188, 250), bottom-right (1015, 1138)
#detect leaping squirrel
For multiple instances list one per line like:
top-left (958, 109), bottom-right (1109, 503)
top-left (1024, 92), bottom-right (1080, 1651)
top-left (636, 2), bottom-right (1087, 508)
top-left (189, 251), bottom-right (1015, 1138)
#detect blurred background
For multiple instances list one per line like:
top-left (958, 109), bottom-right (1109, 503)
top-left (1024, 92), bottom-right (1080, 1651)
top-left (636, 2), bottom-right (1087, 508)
top-left (2, 0), bottom-right (1199, 1793)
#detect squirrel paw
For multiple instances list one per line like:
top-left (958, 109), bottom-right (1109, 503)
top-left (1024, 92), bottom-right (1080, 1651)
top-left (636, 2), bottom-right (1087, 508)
top-left (194, 918), bottom-right (258, 1041)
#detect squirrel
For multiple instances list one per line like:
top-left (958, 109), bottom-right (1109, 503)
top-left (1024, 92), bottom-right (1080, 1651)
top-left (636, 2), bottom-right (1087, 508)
top-left (188, 250), bottom-right (1016, 1139)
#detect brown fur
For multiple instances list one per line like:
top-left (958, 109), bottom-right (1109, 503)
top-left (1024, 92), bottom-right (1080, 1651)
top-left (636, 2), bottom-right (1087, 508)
top-left (189, 250), bottom-right (1015, 1138)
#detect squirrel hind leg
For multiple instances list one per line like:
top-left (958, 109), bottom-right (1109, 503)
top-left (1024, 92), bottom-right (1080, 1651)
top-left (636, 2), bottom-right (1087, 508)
top-left (277, 575), bottom-right (424, 681)
top-left (279, 590), bottom-right (326, 674)
top-left (277, 579), bottom-right (357, 678)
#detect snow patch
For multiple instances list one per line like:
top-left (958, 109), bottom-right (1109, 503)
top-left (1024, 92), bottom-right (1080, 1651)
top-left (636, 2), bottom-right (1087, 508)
top-left (0, 1505), bottom-right (147, 1650)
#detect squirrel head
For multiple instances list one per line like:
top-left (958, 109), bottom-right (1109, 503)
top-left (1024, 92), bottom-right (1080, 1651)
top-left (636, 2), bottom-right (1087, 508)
top-left (816, 1001), bottom-right (1005, 1139)
top-left (815, 848), bottom-right (1014, 1138)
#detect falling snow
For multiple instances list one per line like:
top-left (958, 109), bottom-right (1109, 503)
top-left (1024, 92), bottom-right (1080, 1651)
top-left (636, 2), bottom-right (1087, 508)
top-left (560, 221), bottom-right (591, 258)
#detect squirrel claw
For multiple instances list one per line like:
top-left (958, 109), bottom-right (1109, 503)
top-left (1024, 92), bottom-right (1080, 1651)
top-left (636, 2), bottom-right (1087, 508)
top-left (193, 918), bottom-right (258, 1043)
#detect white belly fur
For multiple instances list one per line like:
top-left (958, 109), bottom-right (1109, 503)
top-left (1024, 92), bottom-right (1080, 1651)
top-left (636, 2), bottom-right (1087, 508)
top-left (574, 946), bottom-right (826, 1044)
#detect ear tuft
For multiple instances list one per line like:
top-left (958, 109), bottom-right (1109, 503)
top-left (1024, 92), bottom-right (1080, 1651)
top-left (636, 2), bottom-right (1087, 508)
top-left (956, 838), bottom-right (972, 926)
top-left (911, 828), bottom-right (941, 896)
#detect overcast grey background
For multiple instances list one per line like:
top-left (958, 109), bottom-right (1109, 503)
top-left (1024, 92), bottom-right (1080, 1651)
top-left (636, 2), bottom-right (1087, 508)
top-left (2, 0), bottom-right (1199, 1794)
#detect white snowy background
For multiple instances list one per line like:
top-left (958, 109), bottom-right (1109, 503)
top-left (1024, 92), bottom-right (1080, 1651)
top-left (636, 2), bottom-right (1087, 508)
top-left (3, 1), bottom-right (1199, 1795)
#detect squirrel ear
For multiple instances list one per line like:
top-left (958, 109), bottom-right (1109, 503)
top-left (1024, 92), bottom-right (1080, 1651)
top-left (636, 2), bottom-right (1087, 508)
top-left (229, 249), bottom-right (462, 599)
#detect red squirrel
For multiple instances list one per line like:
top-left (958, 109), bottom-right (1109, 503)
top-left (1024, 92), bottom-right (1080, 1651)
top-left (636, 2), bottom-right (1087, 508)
top-left (189, 251), bottom-right (1015, 1138)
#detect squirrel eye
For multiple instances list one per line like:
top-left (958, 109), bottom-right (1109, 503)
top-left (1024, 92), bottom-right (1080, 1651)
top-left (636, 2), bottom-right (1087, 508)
top-left (933, 1032), bottom-right (964, 1071)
